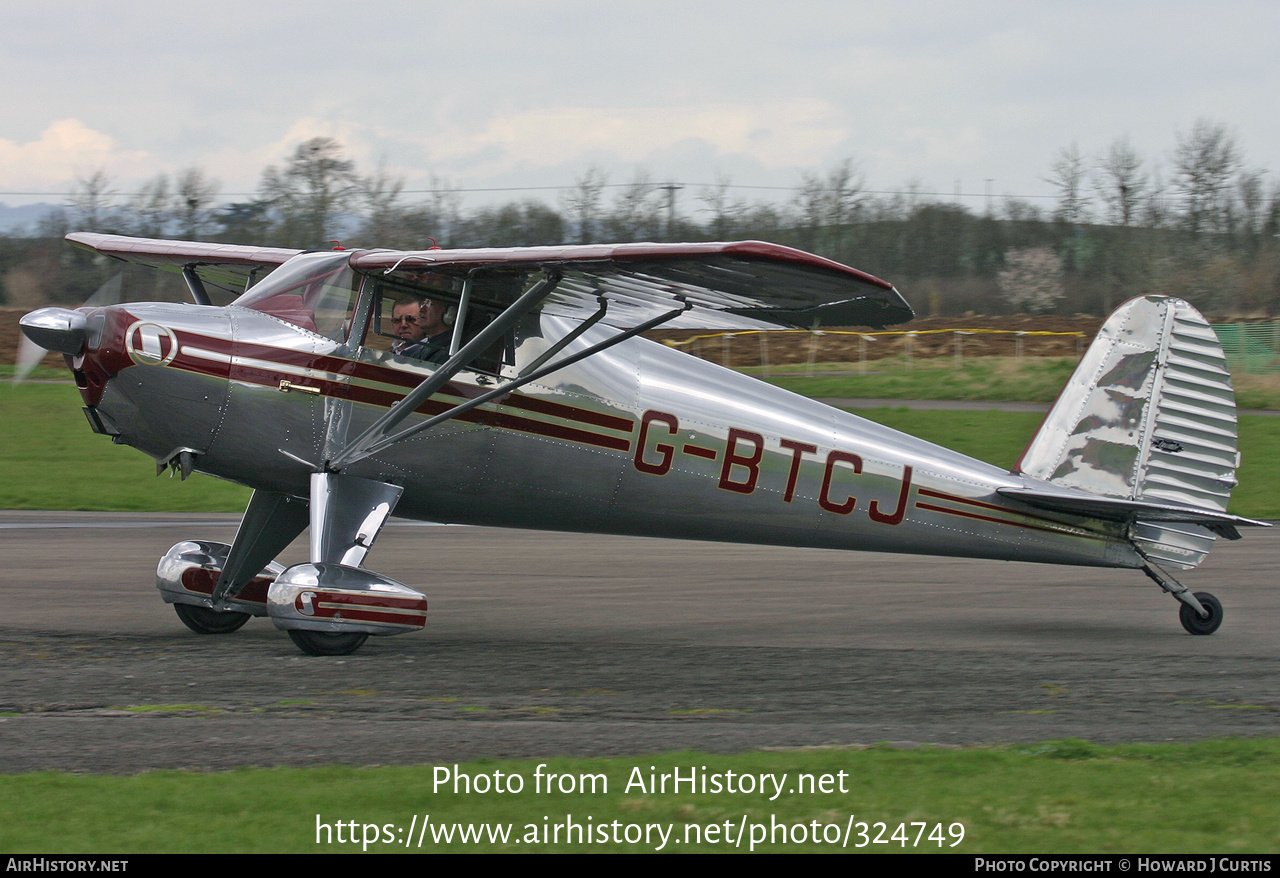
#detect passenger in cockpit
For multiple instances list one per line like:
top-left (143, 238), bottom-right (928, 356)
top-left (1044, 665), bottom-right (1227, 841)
top-left (400, 297), bottom-right (453, 363)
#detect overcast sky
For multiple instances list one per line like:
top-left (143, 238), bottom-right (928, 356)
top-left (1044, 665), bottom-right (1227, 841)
top-left (2, 0), bottom-right (1277, 218)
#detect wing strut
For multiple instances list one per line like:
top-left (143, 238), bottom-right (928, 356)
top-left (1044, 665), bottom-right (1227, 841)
top-left (328, 270), bottom-right (563, 470)
top-left (330, 296), bottom-right (691, 470)
top-left (181, 265), bottom-right (213, 306)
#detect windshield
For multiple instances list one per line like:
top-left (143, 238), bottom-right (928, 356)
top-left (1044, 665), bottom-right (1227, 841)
top-left (232, 251), bottom-right (360, 341)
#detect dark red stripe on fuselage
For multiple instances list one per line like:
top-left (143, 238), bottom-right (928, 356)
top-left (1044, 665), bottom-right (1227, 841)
top-left (914, 488), bottom-right (1094, 537)
top-left (167, 329), bottom-right (635, 452)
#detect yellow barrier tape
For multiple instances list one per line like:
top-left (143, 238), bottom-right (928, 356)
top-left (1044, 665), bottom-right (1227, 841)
top-left (660, 328), bottom-right (1086, 347)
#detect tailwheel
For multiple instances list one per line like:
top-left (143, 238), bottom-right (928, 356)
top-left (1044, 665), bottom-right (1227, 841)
top-left (174, 603), bottom-right (251, 635)
top-left (1179, 591), bottom-right (1224, 636)
top-left (287, 630), bottom-right (369, 656)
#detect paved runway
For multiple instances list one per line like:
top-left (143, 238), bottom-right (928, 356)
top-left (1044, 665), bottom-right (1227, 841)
top-left (1, 512), bottom-right (1277, 772)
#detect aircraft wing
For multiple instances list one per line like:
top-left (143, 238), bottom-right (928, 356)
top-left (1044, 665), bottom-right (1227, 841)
top-left (66, 232), bottom-right (302, 299)
top-left (350, 241), bottom-right (914, 330)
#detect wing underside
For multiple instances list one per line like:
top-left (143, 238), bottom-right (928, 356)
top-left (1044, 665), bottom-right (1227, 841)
top-left (66, 232), bottom-right (302, 299)
top-left (66, 234), bottom-right (914, 330)
top-left (352, 241), bottom-right (913, 330)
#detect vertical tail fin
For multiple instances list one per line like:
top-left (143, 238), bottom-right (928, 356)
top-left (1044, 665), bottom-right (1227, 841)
top-left (1015, 295), bottom-right (1241, 568)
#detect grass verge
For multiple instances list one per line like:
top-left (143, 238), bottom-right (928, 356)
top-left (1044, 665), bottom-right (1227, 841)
top-left (857, 407), bottom-right (1280, 520)
top-left (0, 383), bottom-right (250, 512)
top-left (1, 741), bottom-right (1278, 853)
top-left (4, 381), bottom-right (1278, 518)
top-left (755, 357), bottom-right (1280, 411)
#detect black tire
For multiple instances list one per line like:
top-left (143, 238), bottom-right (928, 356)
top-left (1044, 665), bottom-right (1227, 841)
top-left (174, 602), bottom-right (251, 635)
top-left (287, 629), bottom-right (369, 656)
top-left (1179, 591), bottom-right (1224, 635)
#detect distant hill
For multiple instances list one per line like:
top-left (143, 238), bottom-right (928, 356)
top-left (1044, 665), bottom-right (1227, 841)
top-left (0, 203), bottom-right (58, 234)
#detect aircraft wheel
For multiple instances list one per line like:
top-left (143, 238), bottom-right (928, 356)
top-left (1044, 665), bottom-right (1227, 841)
top-left (1179, 591), bottom-right (1223, 636)
top-left (287, 629), bottom-right (369, 656)
top-left (173, 603), bottom-right (251, 635)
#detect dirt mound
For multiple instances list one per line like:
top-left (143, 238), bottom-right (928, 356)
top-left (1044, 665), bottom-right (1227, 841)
top-left (647, 314), bottom-right (1104, 368)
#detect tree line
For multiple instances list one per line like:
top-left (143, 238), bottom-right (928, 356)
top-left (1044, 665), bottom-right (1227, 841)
top-left (5, 119), bottom-right (1279, 318)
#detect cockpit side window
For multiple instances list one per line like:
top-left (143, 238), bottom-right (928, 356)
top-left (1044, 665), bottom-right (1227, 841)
top-left (361, 273), bottom-right (517, 375)
top-left (232, 251), bottom-right (359, 342)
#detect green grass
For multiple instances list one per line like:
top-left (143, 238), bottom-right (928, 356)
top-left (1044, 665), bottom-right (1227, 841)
top-left (756, 357), bottom-right (1082, 403)
top-left (0, 383), bottom-right (250, 511)
top-left (850, 407), bottom-right (1043, 469)
top-left (755, 356), bottom-right (1280, 411)
top-left (0, 364), bottom-right (71, 381)
top-left (848, 407), bottom-right (1280, 519)
top-left (1, 741), bottom-right (1278, 853)
top-left (3, 380), bottom-right (1278, 518)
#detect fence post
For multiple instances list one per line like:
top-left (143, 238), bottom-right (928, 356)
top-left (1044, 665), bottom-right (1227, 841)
top-left (859, 334), bottom-right (877, 374)
top-left (807, 330), bottom-right (825, 377)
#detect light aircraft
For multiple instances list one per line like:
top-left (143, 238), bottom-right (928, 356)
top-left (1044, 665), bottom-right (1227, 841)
top-left (18, 232), bottom-right (1266, 654)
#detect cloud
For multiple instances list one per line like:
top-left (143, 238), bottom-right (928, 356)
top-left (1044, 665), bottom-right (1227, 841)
top-left (0, 119), bottom-right (151, 190)
top-left (421, 102), bottom-right (850, 177)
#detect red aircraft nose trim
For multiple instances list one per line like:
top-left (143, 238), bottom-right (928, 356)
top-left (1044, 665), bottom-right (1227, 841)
top-left (73, 307), bottom-right (137, 407)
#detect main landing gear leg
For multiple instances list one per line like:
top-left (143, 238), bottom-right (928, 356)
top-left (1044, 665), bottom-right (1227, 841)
top-left (1141, 562), bottom-right (1224, 635)
top-left (211, 490), bottom-right (310, 605)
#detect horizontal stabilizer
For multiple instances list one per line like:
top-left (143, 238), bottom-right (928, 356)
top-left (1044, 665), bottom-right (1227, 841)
top-left (996, 485), bottom-right (1268, 540)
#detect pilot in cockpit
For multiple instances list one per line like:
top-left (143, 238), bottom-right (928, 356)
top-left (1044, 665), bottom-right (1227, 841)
top-left (391, 295), bottom-right (427, 353)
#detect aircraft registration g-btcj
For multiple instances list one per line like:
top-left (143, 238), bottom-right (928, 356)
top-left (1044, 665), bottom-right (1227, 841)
top-left (19, 232), bottom-right (1267, 655)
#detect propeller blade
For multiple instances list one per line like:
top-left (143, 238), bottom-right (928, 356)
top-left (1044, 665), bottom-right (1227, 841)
top-left (82, 272), bottom-right (123, 308)
top-left (13, 335), bottom-right (50, 383)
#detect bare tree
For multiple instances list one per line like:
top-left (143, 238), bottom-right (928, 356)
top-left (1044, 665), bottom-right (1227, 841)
top-left (822, 159), bottom-right (866, 229)
top-left (127, 173), bottom-right (172, 238)
top-left (791, 159), bottom-right (866, 255)
top-left (1093, 137), bottom-right (1147, 227)
top-left (67, 169), bottom-right (116, 232)
top-left (1141, 164), bottom-right (1171, 229)
top-left (175, 167), bottom-right (220, 241)
top-left (259, 137), bottom-right (360, 247)
top-left (1172, 119), bottom-right (1242, 235)
top-left (1235, 168), bottom-right (1268, 241)
top-left (559, 167), bottom-right (607, 243)
top-left (1046, 144), bottom-right (1091, 225)
top-left (698, 173), bottom-right (744, 239)
top-left (366, 175), bottom-right (462, 250)
top-left (359, 160), bottom-right (405, 246)
top-left (603, 168), bottom-right (662, 242)
top-left (1002, 198), bottom-right (1044, 224)
top-left (455, 200), bottom-right (565, 248)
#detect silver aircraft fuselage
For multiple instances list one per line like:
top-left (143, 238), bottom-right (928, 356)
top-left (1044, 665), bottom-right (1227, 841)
top-left (74, 298), bottom-right (1141, 572)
